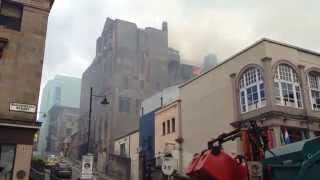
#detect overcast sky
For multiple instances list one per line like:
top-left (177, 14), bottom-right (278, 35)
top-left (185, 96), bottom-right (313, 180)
top-left (42, 0), bottom-right (320, 86)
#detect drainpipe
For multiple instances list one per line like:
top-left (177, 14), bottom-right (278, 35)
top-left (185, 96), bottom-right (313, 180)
top-left (177, 99), bottom-right (183, 174)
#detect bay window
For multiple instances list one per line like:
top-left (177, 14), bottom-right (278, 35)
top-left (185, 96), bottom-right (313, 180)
top-left (308, 71), bottom-right (320, 111)
top-left (274, 64), bottom-right (303, 108)
top-left (239, 67), bottom-right (266, 113)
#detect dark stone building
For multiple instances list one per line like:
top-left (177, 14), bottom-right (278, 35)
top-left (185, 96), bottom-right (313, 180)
top-left (46, 105), bottom-right (79, 157)
top-left (78, 18), bottom-right (196, 172)
top-left (0, 0), bottom-right (53, 179)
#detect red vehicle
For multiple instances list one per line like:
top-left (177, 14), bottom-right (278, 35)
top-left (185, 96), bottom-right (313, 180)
top-left (187, 121), bottom-right (268, 180)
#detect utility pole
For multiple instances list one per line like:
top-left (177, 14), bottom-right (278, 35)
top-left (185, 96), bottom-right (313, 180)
top-left (87, 87), bottom-right (109, 154)
top-left (87, 87), bottom-right (93, 154)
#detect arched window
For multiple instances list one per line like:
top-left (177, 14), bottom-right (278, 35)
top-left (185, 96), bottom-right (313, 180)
top-left (239, 67), bottom-right (266, 113)
top-left (274, 64), bottom-right (302, 108)
top-left (308, 71), bottom-right (320, 111)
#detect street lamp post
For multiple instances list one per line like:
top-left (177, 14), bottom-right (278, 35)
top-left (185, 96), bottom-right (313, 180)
top-left (87, 87), bottom-right (109, 154)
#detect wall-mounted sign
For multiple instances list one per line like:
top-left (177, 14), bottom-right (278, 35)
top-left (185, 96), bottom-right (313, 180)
top-left (9, 103), bottom-right (36, 113)
top-left (81, 154), bottom-right (94, 179)
top-left (161, 156), bottom-right (178, 176)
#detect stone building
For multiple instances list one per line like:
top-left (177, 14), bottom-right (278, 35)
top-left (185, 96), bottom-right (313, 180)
top-left (78, 18), bottom-right (196, 173)
top-left (113, 131), bottom-right (139, 180)
top-left (139, 86), bottom-right (180, 179)
top-left (46, 105), bottom-right (79, 157)
top-left (37, 75), bottom-right (81, 157)
top-left (0, 0), bottom-right (53, 180)
top-left (178, 38), bottom-right (320, 176)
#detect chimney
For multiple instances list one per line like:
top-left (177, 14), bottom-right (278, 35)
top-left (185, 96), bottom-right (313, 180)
top-left (162, 21), bottom-right (168, 32)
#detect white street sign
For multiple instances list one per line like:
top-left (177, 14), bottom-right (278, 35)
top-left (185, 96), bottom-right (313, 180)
top-left (9, 103), bottom-right (36, 113)
top-left (81, 154), bottom-right (94, 179)
top-left (161, 156), bottom-right (178, 176)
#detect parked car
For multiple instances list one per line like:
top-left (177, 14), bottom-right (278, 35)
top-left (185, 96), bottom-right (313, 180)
top-left (45, 155), bottom-right (59, 169)
top-left (52, 160), bottom-right (72, 178)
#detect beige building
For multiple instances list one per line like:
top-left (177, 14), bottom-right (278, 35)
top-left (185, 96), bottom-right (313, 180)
top-left (179, 38), bottom-right (320, 175)
top-left (0, 0), bottom-right (53, 180)
top-left (113, 131), bottom-right (140, 180)
top-left (155, 99), bottom-right (181, 155)
top-left (154, 99), bottom-right (182, 174)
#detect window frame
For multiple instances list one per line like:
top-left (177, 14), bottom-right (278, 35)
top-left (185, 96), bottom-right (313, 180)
top-left (0, 0), bottom-right (23, 31)
top-left (308, 71), bottom-right (320, 111)
top-left (119, 96), bottom-right (130, 113)
top-left (171, 118), bottom-right (175, 133)
top-left (274, 64), bottom-right (303, 108)
top-left (120, 143), bottom-right (126, 157)
top-left (239, 66), bottom-right (266, 113)
top-left (162, 122), bottom-right (165, 136)
top-left (167, 120), bottom-right (170, 134)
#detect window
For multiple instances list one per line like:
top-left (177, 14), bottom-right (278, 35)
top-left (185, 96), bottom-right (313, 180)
top-left (123, 76), bottom-right (129, 89)
top-left (274, 64), bottom-right (302, 108)
top-left (308, 72), bottom-right (320, 111)
top-left (54, 86), bottom-right (61, 105)
top-left (140, 80), bottom-right (144, 89)
top-left (0, 144), bottom-right (16, 180)
top-left (0, 48), bottom-right (3, 60)
top-left (167, 120), bottom-right (170, 134)
top-left (172, 118), bottom-right (176, 132)
top-left (239, 67), bottom-right (266, 113)
top-left (120, 143), bottom-right (126, 156)
top-left (135, 99), bottom-right (141, 113)
top-left (0, 36), bottom-right (8, 60)
top-left (119, 96), bottom-right (130, 112)
top-left (0, 0), bottom-right (23, 31)
top-left (162, 122), bottom-right (165, 135)
top-left (281, 127), bottom-right (307, 144)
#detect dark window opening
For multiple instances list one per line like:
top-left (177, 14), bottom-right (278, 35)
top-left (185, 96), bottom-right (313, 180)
top-left (54, 86), bottom-right (61, 105)
top-left (123, 76), bottom-right (129, 89)
top-left (135, 99), bottom-right (141, 113)
top-left (140, 80), bottom-right (144, 89)
top-left (167, 120), bottom-right (170, 134)
top-left (156, 82), bottom-right (160, 89)
top-left (172, 118), bottom-right (175, 132)
top-left (162, 122), bottom-right (165, 135)
top-left (0, 48), bottom-right (3, 60)
top-left (120, 143), bottom-right (126, 156)
top-left (281, 127), bottom-right (307, 144)
top-left (0, 0), bottom-right (23, 31)
top-left (119, 96), bottom-right (130, 112)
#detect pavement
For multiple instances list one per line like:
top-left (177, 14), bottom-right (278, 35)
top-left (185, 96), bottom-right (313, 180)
top-left (71, 165), bottom-right (81, 180)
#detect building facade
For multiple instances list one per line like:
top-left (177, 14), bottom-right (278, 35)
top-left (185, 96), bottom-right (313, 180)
top-left (139, 86), bottom-right (180, 179)
top-left (179, 38), bottom-right (320, 175)
top-left (113, 131), bottom-right (140, 180)
top-left (37, 75), bottom-right (81, 157)
top-left (154, 99), bottom-right (183, 178)
top-left (78, 18), bottom-right (196, 173)
top-left (46, 105), bottom-right (79, 157)
top-left (0, 0), bottom-right (53, 179)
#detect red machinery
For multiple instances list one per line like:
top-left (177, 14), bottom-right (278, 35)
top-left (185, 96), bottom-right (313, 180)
top-left (186, 121), bottom-right (270, 180)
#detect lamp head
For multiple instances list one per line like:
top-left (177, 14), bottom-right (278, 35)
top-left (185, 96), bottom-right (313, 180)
top-left (100, 97), bottom-right (110, 105)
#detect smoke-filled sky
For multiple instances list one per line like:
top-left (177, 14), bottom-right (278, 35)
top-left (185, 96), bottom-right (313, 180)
top-left (42, 0), bottom-right (320, 86)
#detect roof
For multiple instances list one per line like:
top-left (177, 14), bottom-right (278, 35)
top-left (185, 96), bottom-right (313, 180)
top-left (179, 38), bottom-right (320, 88)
